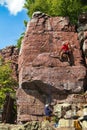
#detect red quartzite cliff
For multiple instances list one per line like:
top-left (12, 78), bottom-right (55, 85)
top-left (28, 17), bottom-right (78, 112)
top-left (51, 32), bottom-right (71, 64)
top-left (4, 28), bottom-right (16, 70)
top-left (0, 46), bottom-right (19, 81)
top-left (17, 12), bottom-right (87, 121)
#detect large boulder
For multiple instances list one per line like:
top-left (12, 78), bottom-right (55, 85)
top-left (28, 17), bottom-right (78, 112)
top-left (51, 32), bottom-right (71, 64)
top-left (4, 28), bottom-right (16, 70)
top-left (17, 12), bottom-right (87, 121)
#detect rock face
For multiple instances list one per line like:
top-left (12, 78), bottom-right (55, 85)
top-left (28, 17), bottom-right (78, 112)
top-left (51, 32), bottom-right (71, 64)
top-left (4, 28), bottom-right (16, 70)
top-left (17, 12), bottom-right (87, 122)
top-left (0, 46), bottom-right (19, 81)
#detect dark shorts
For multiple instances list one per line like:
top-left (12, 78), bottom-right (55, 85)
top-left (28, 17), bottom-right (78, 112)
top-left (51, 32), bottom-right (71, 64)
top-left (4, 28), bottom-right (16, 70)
top-left (64, 50), bottom-right (70, 55)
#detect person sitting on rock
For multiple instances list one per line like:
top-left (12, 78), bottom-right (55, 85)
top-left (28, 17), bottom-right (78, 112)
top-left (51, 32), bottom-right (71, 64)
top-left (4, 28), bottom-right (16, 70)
top-left (44, 104), bottom-right (53, 122)
top-left (59, 41), bottom-right (72, 61)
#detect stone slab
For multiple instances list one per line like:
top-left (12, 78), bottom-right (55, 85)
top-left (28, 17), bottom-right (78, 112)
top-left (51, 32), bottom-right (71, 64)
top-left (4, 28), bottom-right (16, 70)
top-left (56, 128), bottom-right (75, 130)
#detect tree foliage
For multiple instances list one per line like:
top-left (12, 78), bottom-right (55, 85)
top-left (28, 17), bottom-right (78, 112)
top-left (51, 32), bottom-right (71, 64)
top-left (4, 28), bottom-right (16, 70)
top-left (16, 20), bottom-right (28, 49)
top-left (16, 32), bottom-right (25, 49)
top-left (24, 0), bottom-right (87, 24)
top-left (0, 58), bottom-right (18, 109)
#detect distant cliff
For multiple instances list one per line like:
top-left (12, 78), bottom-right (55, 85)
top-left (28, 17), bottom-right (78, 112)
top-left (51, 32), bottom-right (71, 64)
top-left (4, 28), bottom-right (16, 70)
top-left (0, 46), bottom-right (19, 81)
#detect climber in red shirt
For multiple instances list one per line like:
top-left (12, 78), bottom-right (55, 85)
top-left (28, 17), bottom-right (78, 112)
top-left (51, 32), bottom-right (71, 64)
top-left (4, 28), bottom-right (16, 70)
top-left (59, 41), bottom-right (72, 61)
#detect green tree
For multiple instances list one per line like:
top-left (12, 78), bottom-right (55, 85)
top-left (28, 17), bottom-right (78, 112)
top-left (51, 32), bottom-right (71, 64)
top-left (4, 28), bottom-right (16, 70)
top-left (58, 0), bottom-right (83, 24)
top-left (24, 0), bottom-right (87, 24)
top-left (24, 0), bottom-right (49, 18)
top-left (0, 59), bottom-right (17, 109)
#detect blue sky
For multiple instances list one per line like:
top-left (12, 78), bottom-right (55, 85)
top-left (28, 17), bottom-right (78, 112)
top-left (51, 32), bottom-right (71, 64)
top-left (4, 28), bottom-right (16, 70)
top-left (0, 0), bottom-right (29, 49)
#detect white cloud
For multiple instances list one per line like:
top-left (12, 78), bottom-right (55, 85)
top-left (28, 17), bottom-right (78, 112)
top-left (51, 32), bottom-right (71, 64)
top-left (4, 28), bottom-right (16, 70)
top-left (0, 0), bottom-right (5, 5)
top-left (0, 0), bottom-right (25, 15)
